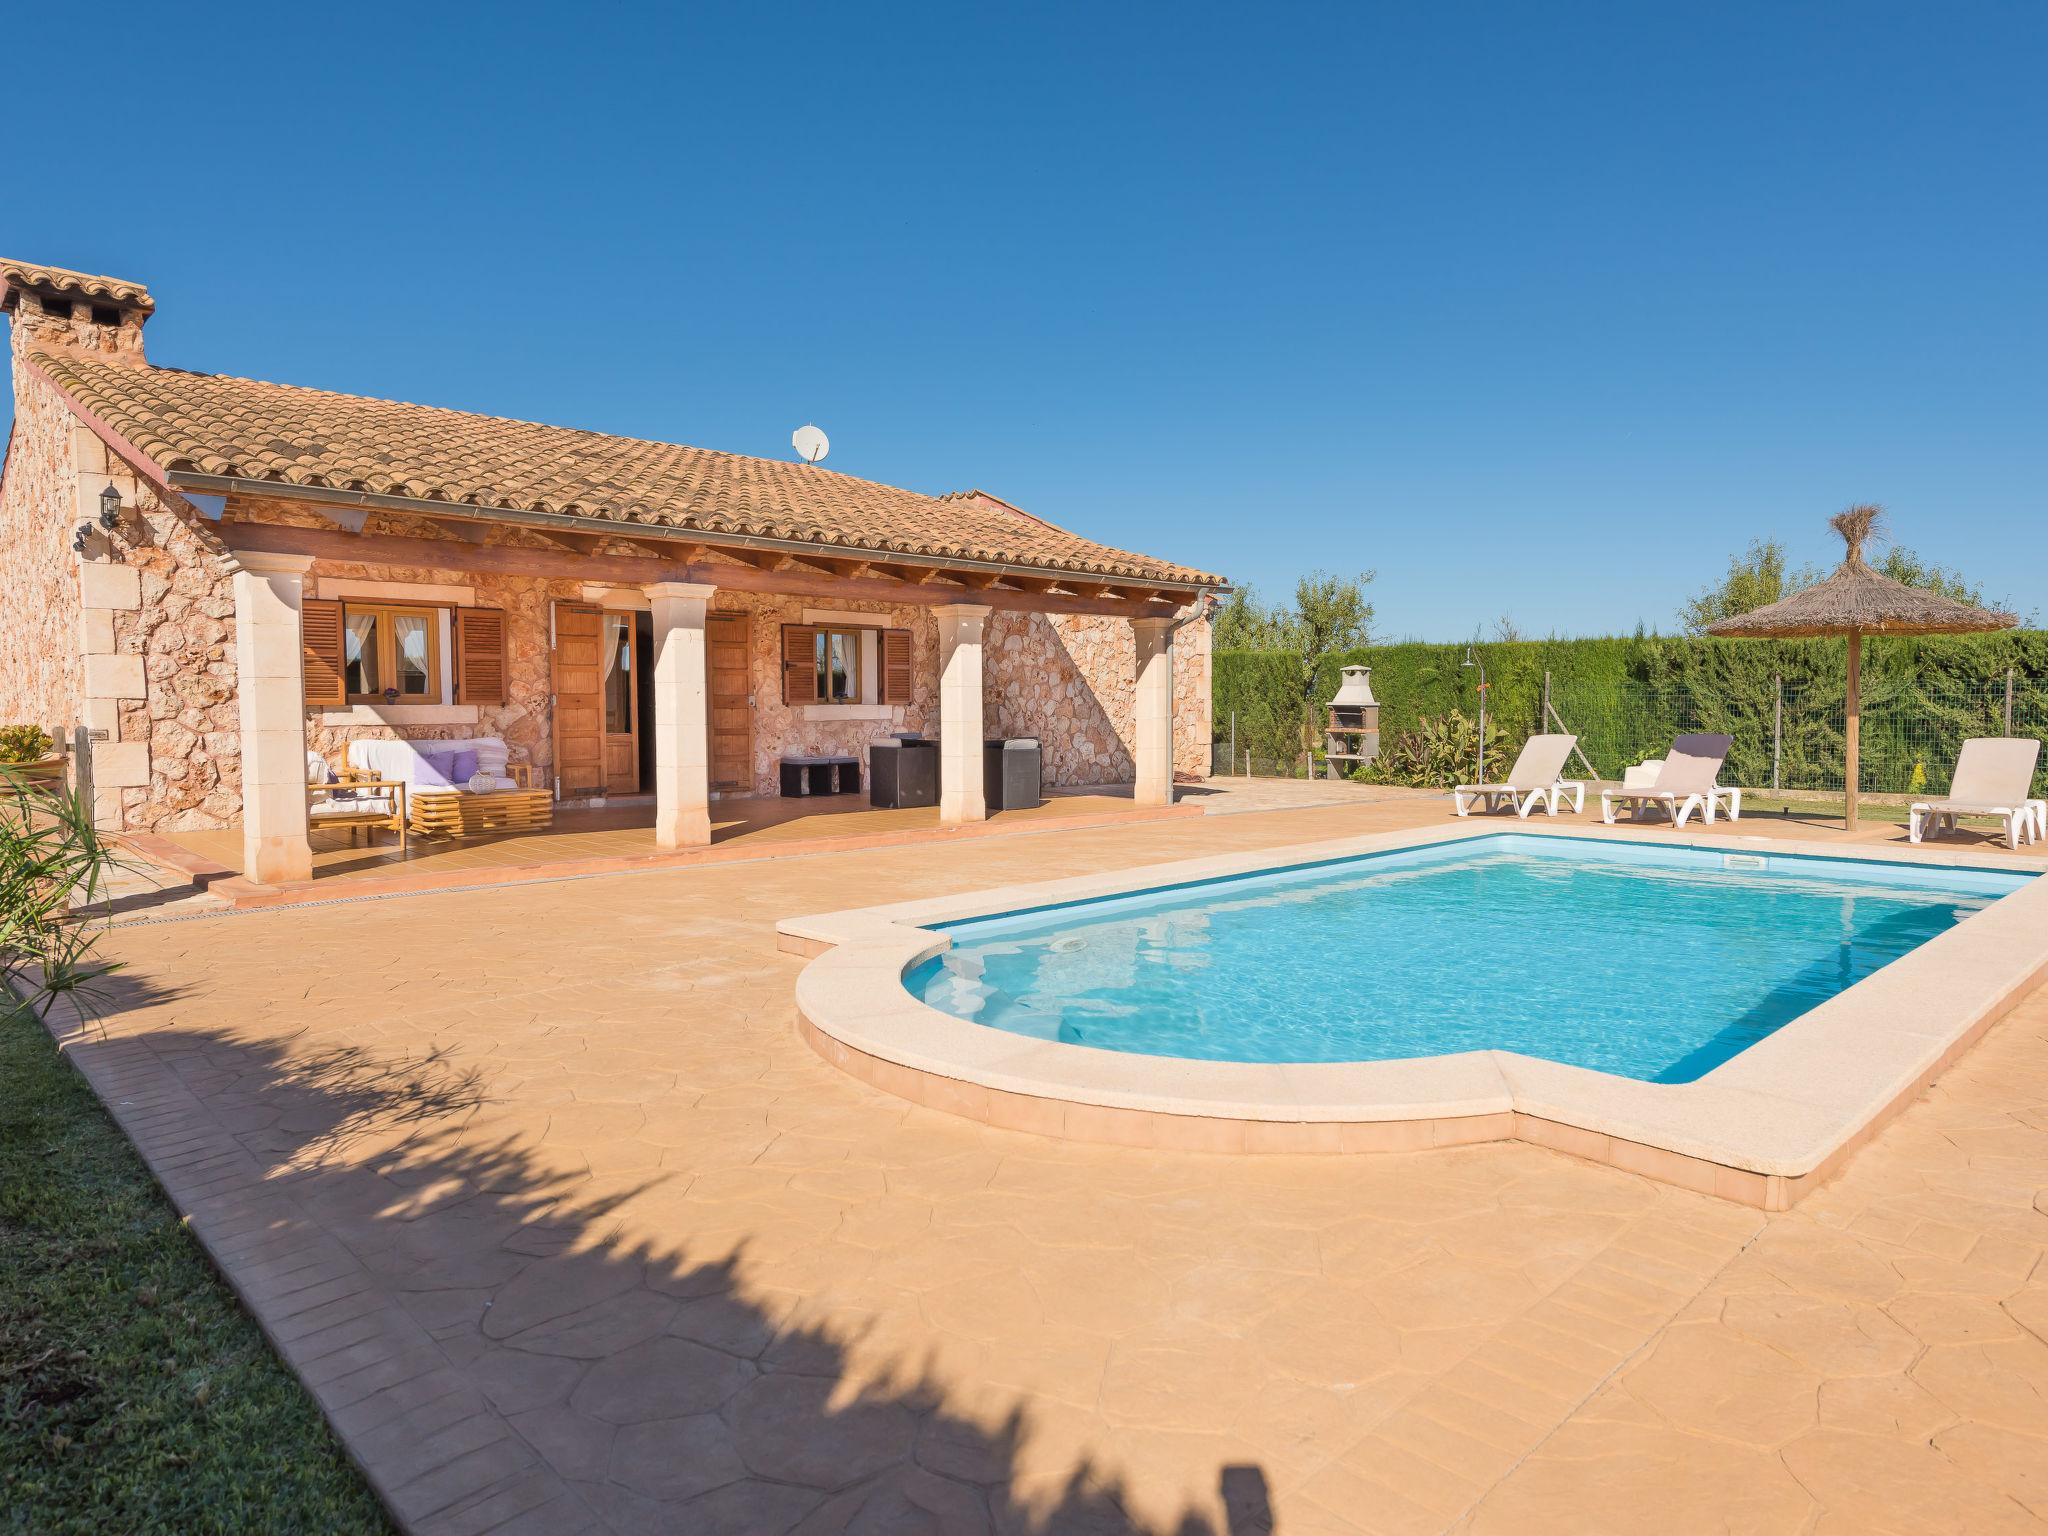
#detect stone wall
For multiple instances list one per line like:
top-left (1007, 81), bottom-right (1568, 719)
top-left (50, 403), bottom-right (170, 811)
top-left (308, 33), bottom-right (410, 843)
top-left (0, 363), bottom-right (84, 746)
top-left (118, 475), bottom-right (243, 830)
top-left (985, 611), bottom-right (1212, 785)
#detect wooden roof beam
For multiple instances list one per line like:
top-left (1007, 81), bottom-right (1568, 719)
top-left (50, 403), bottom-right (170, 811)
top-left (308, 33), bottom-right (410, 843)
top-left (530, 527), bottom-right (603, 555)
top-left (418, 515), bottom-right (489, 545)
top-left (219, 521), bottom-right (1165, 619)
top-left (812, 556), bottom-right (876, 580)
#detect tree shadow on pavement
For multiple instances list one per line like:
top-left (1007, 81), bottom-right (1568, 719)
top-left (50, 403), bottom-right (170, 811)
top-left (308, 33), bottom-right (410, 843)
top-left (76, 1010), bottom-right (1280, 1536)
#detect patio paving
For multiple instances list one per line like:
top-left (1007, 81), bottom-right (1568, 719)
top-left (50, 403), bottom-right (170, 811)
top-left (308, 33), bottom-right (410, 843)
top-left (58, 791), bottom-right (2048, 1534)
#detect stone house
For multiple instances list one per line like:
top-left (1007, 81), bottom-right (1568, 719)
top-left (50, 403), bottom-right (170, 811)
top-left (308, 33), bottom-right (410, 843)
top-left (0, 259), bottom-right (1221, 882)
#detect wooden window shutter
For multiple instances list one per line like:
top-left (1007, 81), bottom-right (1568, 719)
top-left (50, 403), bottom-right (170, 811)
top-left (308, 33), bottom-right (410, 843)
top-left (301, 599), bottom-right (345, 707)
top-left (454, 608), bottom-right (507, 705)
top-left (782, 624), bottom-right (819, 705)
top-left (880, 628), bottom-right (913, 705)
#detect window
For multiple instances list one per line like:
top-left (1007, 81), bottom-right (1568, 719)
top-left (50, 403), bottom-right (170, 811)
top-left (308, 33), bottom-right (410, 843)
top-left (39, 294), bottom-right (73, 319)
top-left (781, 622), bottom-right (914, 707)
top-left (816, 627), bottom-right (860, 703)
top-left (602, 612), bottom-right (635, 733)
top-left (342, 604), bottom-right (441, 703)
top-left (90, 304), bottom-right (121, 327)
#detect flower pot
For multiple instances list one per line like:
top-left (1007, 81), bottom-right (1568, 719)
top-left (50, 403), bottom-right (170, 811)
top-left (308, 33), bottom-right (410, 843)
top-left (0, 755), bottom-right (67, 789)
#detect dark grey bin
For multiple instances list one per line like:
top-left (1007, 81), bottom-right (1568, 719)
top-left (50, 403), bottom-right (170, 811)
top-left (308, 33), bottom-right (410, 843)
top-left (869, 737), bottom-right (938, 809)
top-left (983, 737), bottom-right (1042, 811)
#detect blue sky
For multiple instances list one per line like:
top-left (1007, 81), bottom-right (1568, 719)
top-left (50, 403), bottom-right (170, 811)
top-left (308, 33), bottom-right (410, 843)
top-left (6, 2), bottom-right (2042, 639)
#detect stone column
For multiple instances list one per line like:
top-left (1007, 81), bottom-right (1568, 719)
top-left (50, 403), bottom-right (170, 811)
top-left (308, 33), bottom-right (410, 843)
top-left (646, 582), bottom-right (718, 848)
top-left (231, 552), bottom-right (316, 884)
top-left (936, 603), bottom-right (991, 824)
top-left (1131, 616), bottom-right (1175, 807)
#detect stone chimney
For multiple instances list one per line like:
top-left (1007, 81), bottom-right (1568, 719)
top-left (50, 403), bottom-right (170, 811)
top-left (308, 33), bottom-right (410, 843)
top-left (1, 259), bottom-right (153, 365)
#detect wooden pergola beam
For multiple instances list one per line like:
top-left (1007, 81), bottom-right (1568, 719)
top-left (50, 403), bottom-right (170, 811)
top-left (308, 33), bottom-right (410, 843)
top-left (217, 520), bottom-right (1178, 620)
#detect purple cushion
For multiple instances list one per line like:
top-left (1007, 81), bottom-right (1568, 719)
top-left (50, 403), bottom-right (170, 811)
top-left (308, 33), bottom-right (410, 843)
top-left (415, 750), bottom-right (456, 789)
top-left (447, 749), bottom-right (479, 784)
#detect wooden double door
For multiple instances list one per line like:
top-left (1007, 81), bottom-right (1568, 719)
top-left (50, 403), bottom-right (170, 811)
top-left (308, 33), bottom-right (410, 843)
top-left (554, 603), bottom-right (752, 797)
top-left (553, 603), bottom-right (643, 797)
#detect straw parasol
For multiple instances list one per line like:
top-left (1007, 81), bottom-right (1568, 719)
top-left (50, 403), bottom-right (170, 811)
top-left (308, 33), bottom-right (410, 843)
top-left (1706, 505), bottom-right (2016, 830)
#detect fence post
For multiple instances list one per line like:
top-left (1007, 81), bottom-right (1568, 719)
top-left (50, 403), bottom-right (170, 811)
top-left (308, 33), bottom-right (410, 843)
top-left (1771, 675), bottom-right (1782, 793)
top-left (2005, 667), bottom-right (2015, 735)
top-left (72, 722), bottom-right (95, 806)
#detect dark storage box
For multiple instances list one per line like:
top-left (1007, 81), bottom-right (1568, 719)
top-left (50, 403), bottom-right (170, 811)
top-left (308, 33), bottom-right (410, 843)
top-left (983, 737), bottom-right (1042, 812)
top-left (778, 755), bottom-right (861, 797)
top-left (868, 738), bottom-right (938, 809)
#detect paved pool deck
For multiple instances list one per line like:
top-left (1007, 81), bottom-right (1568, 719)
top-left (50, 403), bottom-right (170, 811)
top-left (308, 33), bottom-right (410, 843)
top-left (62, 789), bottom-right (2048, 1534)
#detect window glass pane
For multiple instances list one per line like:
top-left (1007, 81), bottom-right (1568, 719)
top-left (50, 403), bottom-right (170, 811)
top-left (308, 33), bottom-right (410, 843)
top-left (602, 615), bottom-right (633, 734)
top-left (829, 631), bottom-right (857, 701)
top-left (344, 612), bottom-right (381, 696)
top-left (393, 613), bottom-right (432, 697)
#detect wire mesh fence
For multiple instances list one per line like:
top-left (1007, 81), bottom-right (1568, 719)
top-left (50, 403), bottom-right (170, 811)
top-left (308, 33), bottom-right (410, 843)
top-left (1215, 672), bottom-right (2048, 797)
top-left (1547, 678), bottom-right (2048, 797)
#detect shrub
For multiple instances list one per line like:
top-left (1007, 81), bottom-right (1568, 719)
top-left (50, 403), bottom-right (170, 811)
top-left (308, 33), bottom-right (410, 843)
top-left (0, 724), bottom-right (54, 763)
top-left (0, 769), bottom-right (126, 1022)
top-left (1366, 709), bottom-right (1506, 788)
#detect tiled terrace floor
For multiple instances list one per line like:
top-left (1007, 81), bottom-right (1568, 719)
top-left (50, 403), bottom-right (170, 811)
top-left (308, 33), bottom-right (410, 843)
top-left (156, 788), bottom-right (1183, 886)
top-left (62, 793), bottom-right (2048, 1534)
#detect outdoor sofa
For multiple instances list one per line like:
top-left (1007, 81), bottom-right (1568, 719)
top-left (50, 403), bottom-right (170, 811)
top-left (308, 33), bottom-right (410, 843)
top-left (342, 737), bottom-right (553, 837)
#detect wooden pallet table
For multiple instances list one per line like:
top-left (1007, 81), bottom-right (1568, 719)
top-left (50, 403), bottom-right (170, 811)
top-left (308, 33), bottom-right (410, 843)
top-left (408, 766), bottom-right (555, 837)
top-left (409, 788), bottom-right (555, 837)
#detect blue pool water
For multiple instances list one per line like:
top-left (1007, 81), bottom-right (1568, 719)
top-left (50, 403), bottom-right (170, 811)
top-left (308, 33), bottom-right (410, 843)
top-left (905, 836), bottom-right (2031, 1083)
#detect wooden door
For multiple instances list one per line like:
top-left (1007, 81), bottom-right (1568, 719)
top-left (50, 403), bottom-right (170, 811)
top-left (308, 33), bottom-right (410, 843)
top-left (600, 611), bottom-right (640, 794)
top-left (707, 612), bottom-right (752, 792)
top-left (552, 602), bottom-right (605, 797)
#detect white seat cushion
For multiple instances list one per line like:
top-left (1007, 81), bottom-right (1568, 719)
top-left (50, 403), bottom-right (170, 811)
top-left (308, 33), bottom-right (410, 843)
top-left (311, 794), bottom-right (395, 816)
top-left (411, 774), bottom-right (518, 797)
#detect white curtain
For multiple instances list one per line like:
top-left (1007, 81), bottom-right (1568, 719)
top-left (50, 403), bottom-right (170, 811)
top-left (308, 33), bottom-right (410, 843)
top-left (394, 614), bottom-right (431, 695)
top-left (602, 614), bottom-right (629, 732)
top-left (344, 612), bottom-right (379, 693)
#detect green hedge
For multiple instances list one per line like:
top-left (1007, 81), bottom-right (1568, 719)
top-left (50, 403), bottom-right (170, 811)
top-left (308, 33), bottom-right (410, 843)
top-left (1214, 632), bottom-right (2048, 794)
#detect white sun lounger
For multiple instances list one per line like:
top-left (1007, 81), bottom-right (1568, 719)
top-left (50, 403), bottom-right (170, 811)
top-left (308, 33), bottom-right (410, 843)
top-left (1600, 734), bottom-right (1733, 829)
top-left (1909, 737), bottom-right (2043, 850)
top-left (1625, 757), bottom-right (1743, 822)
top-left (1453, 734), bottom-right (1582, 818)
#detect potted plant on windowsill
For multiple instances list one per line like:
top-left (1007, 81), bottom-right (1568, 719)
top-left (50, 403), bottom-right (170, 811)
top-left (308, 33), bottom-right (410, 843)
top-left (0, 725), bottom-right (65, 789)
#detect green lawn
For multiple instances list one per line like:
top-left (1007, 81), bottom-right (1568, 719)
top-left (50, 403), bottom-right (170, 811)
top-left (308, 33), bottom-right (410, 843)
top-left (0, 1000), bottom-right (390, 1536)
top-left (1741, 795), bottom-right (1911, 824)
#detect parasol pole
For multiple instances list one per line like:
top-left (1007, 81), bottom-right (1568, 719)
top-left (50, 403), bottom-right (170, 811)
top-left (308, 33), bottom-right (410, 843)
top-left (1844, 626), bottom-right (1862, 832)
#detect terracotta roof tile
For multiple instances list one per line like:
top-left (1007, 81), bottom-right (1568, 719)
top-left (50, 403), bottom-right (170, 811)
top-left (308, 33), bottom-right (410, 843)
top-left (0, 259), bottom-right (154, 311)
top-left (34, 351), bottom-right (1219, 586)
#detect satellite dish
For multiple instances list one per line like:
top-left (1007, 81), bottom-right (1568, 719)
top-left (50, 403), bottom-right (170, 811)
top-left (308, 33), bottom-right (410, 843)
top-left (791, 424), bottom-right (830, 465)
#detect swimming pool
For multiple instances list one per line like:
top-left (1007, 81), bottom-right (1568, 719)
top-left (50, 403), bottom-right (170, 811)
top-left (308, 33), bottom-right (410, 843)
top-left (905, 835), bottom-right (2032, 1083)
